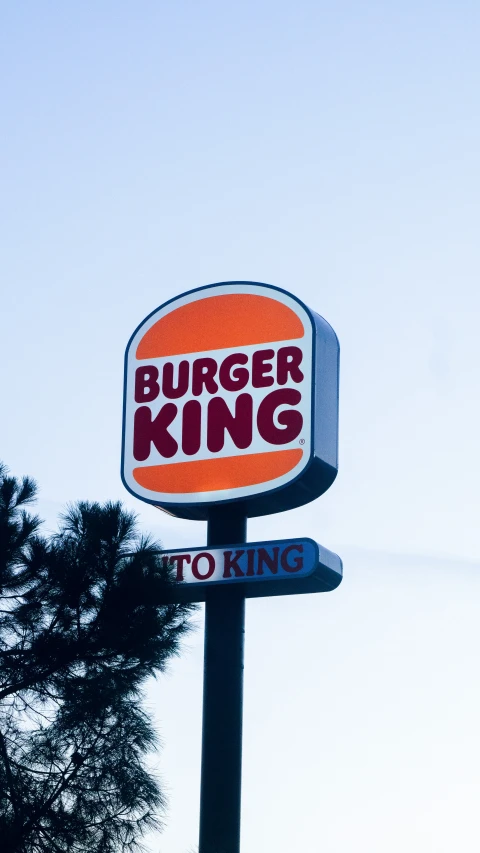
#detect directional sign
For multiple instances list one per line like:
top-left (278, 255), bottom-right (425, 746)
top-left (161, 538), bottom-right (342, 602)
top-left (122, 281), bottom-right (339, 520)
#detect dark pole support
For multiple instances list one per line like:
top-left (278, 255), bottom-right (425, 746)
top-left (198, 506), bottom-right (247, 853)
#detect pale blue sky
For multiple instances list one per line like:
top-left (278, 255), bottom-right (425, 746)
top-left (2, 3), bottom-right (480, 851)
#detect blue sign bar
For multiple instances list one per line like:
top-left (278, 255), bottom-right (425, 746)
top-left (162, 538), bottom-right (342, 602)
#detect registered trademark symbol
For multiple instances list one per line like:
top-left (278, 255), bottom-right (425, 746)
top-left (299, 438), bottom-right (305, 445)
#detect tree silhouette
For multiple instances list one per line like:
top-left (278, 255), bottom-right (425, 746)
top-left (0, 462), bottom-right (194, 852)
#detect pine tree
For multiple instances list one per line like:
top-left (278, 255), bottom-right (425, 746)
top-left (0, 462), bottom-right (194, 852)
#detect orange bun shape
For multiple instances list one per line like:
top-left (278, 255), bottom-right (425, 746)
top-left (136, 293), bottom-right (305, 359)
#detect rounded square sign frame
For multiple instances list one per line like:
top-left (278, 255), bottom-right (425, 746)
top-left (121, 281), bottom-right (339, 520)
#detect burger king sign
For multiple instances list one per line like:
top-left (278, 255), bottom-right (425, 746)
top-left (122, 281), bottom-right (339, 520)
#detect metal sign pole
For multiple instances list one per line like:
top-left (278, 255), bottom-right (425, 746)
top-left (199, 507), bottom-right (247, 853)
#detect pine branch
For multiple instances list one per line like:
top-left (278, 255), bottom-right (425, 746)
top-left (0, 463), bottom-right (192, 852)
top-left (0, 727), bottom-right (22, 833)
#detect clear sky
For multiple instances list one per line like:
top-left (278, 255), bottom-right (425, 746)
top-left (2, 2), bottom-right (480, 851)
